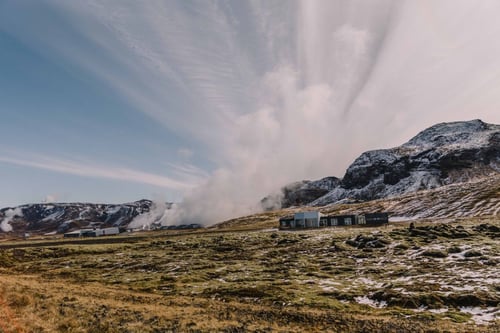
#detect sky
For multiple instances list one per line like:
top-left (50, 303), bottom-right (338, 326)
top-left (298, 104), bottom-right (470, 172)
top-left (1, 0), bottom-right (500, 224)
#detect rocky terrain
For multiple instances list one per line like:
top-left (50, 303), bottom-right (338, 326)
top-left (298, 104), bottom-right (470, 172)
top-left (266, 119), bottom-right (500, 208)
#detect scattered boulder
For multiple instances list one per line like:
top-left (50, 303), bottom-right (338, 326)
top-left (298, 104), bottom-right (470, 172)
top-left (472, 223), bottom-right (500, 238)
top-left (346, 234), bottom-right (391, 249)
top-left (463, 250), bottom-right (482, 257)
top-left (447, 245), bottom-right (462, 254)
top-left (420, 249), bottom-right (448, 258)
top-left (409, 224), bottom-right (470, 239)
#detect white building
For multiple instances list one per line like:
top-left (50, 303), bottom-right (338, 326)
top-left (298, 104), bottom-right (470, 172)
top-left (101, 227), bottom-right (120, 236)
top-left (63, 227), bottom-right (120, 238)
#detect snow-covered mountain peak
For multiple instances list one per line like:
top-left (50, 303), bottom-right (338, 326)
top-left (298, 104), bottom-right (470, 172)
top-left (403, 119), bottom-right (498, 149)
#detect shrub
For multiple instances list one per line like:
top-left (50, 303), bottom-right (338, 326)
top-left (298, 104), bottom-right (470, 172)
top-left (447, 245), bottom-right (462, 254)
top-left (421, 249), bottom-right (448, 258)
top-left (463, 250), bottom-right (482, 257)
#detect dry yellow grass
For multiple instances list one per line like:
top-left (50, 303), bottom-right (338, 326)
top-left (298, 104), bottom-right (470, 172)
top-left (0, 216), bottom-right (498, 332)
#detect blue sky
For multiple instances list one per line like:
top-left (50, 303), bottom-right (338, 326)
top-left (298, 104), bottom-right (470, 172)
top-left (1, 1), bottom-right (500, 223)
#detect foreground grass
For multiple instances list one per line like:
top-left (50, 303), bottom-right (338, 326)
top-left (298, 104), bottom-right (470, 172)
top-left (0, 216), bottom-right (498, 332)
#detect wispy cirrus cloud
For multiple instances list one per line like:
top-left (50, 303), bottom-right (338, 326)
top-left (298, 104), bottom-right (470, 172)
top-left (2, 0), bottom-right (261, 154)
top-left (0, 153), bottom-right (203, 190)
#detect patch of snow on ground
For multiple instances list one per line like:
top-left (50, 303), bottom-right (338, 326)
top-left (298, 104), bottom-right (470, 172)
top-left (441, 284), bottom-right (476, 292)
top-left (428, 308), bottom-right (448, 314)
top-left (106, 206), bottom-right (122, 215)
top-left (389, 216), bottom-right (414, 222)
top-left (42, 210), bottom-right (65, 221)
top-left (460, 307), bottom-right (500, 325)
top-left (355, 277), bottom-right (384, 289)
top-left (354, 296), bottom-right (387, 308)
top-left (259, 228), bottom-right (279, 232)
top-left (319, 279), bottom-right (341, 292)
top-left (79, 208), bottom-right (91, 219)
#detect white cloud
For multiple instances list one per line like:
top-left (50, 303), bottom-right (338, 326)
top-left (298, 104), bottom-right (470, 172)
top-left (177, 148), bottom-right (194, 159)
top-left (43, 194), bottom-right (57, 203)
top-left (0, 153), bottom-right (202, 190)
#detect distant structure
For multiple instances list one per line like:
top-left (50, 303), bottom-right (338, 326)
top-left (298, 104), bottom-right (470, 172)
top-left (63, 227), bottom-right (120, 238)
top-left (159, 224), bottom-right (202, 230)
top-left (279, 212), bottom-right (388, 229)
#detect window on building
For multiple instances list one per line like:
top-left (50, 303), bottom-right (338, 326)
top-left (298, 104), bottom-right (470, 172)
top-left (345, 218), bottom-right (352, 225)
top-left (332, 218), bottom-right (338, 226)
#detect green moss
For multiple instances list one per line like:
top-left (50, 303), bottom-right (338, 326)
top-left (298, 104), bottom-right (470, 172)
top-left (445, 311), bottom-right (471, 323)
top-left (394, 243), bottom-right (410, 250)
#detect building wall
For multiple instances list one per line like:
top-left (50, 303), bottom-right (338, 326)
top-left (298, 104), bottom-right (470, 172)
top-left (102, 227), bottom-right (120, 235)
top-left (364, 213), bottom-right (389, 225)
top-left (280, 212), bottom-right (388, 229)
top-left (294, 211), bottom-right (321, 228)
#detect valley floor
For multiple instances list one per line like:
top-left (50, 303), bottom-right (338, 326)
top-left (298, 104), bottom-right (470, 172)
top-left (0, 217), bottom-right (498, 332)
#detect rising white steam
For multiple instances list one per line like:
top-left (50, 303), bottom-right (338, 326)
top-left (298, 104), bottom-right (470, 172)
top-left (157, 0), bottom-right (399, 225)
top-left (0, 208), bottom-right (23, 232)
top-left (159, 0), bottom-right (500, 226)
top-left (128, 201), bottom-right (170, 230)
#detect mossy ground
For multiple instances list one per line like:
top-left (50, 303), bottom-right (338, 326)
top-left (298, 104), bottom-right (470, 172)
top-left (0, 216), bottom-right (498, 332)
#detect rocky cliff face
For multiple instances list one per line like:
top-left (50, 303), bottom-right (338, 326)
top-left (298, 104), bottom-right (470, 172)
top-left (269, 120), bottom-right (500, 208)
top-left (0, 200), bottom-right (156, 234)
top-left (261, 177), bottom-right (341, 210)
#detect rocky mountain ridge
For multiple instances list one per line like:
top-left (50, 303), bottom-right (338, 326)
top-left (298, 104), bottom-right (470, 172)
top-left (266, 119), bottom-right (500, 208)
top-left (0, 200), bottom-right (156, 234)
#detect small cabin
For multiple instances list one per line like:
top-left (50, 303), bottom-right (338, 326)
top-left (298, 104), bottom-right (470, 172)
top-left (363, 213), bottom-right (389, 225)
top-left (279, 211), bottom-right (322, 229)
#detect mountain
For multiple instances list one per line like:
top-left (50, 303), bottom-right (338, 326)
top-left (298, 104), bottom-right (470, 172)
top-left (266, 119), bottom-right (500, 208)
top-left (261, 177), bottom-right (341, 210)
top-left (0, 200), bottom-right (156, 234)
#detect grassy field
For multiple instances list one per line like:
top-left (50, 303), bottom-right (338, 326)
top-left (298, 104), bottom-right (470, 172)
top-left (0, 216), bottom-right (498, 332)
